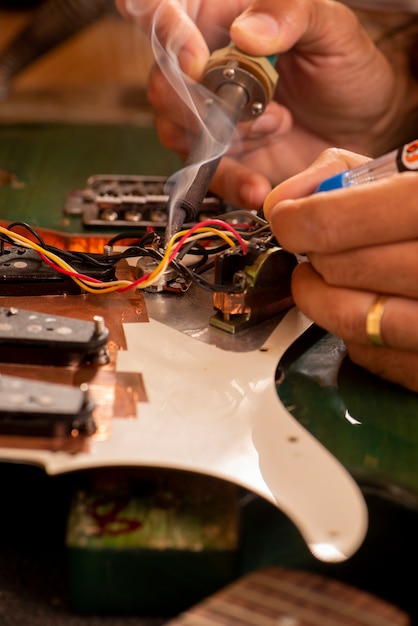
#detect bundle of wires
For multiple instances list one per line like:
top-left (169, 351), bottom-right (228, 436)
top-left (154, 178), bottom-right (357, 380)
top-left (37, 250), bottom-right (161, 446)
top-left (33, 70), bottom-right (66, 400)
top-left (0, 213), bottom-right (271, 295)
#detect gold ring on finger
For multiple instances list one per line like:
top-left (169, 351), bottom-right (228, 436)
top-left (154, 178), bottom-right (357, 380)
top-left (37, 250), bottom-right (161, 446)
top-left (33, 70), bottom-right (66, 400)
top-left (366, 294), bottom-right (388, 348)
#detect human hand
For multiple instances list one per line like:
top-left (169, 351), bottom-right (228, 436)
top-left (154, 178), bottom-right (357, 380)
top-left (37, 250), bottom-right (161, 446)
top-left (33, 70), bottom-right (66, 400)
top-left (116, 0), bottom-right (418, 211)
top-left (264, 148), bottom-right (418, 392)
top-left (115, 0), bottom-right (237, 79)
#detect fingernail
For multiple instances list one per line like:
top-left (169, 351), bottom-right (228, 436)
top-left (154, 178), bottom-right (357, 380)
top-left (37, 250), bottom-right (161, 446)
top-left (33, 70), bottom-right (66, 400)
top-left (232, 13), bottom-right (279, 40)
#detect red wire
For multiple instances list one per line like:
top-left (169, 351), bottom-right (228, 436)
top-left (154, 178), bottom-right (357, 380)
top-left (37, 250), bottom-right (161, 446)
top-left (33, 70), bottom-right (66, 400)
top-left (37, 219), bottom-right (248, 293)
top-left (38, 252), bottom-right (102, 283)
top-left (168, 218), bottom-right (248, 264)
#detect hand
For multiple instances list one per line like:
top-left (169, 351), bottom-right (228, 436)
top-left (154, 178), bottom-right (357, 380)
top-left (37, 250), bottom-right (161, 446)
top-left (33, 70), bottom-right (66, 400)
top-left (117, 0), bottom-right (418, 211)
top-left (264, 148), bottom-right (418, 392)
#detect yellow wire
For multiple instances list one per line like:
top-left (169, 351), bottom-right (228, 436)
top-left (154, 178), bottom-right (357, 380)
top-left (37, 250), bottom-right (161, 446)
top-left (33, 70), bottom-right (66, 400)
top-left (130, 227), bottom-right (238, 290)
top-left (168, 226), bottom-right (237, 251)
top-left (0, 224), bottom-right (238, 293)
top-left (0, 227), bottom-right (132, 293)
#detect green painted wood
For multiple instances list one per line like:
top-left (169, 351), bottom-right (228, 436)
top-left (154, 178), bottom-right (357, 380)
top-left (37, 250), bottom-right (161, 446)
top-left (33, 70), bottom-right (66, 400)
top-left (2, 122), bottom-right (417, 509)
top-left (277, 325), bottom-right (418, 508)
top-left (0, 122), bottom-right (181, 236)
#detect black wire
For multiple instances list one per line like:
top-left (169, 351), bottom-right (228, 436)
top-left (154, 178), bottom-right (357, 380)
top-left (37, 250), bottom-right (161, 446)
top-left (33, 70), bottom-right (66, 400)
top-left (105, 231), bottom-right (152, 247)
top-left (6, 221), bottom-right (46, 247)
top-left (175, 259), bottom-right (242, 294)
top-left (176, 240), bottom-right (209, 270)
top-left (194, 260), bottom-right (216, 275)
top-left (44, 246), bottom-right (114, 268)
top-left (0, 221), bottom-right (246, 295)
top-left (109, 243), bottom-right (230, 290)
top-left (0, 233), bottom-right (18, 247)
top-left (178, 239), bottom-right (229, 260)
top-left (111, 246), bottom-right (160, 263)
top-left (2, 222), bottom-right (116, 269)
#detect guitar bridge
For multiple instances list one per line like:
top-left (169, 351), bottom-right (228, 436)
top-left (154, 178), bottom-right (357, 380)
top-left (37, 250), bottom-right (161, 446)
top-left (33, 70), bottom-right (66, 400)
top-left (64, 174), bottom-right (227, 229)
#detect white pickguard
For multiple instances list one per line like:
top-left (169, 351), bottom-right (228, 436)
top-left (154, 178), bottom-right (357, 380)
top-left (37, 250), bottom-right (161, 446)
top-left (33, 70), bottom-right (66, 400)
top-left (0, 306), bottom-right (367, 563)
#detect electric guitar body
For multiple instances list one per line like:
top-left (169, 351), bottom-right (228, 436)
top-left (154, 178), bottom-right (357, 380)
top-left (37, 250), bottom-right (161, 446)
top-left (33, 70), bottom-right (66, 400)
top-left (277, 324), bottom-right (418, 511)
top-left (0, 122), bottom-right (416, 566)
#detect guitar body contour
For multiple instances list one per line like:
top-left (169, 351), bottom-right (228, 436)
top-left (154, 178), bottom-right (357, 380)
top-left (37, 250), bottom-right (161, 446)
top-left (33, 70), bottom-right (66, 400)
top-left (1, 122), bottom-right (415, 566)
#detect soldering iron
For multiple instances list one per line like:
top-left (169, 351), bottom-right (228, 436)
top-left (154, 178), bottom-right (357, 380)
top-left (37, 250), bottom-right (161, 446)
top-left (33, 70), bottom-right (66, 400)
top-left (165, 44), bottom-right (279, 242)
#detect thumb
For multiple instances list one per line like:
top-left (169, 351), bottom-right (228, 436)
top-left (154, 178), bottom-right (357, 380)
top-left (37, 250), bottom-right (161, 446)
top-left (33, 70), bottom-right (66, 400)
top-left (263, 148), bottom-right (370, 219)
top-left (230, 0), bottom-right (361, 57)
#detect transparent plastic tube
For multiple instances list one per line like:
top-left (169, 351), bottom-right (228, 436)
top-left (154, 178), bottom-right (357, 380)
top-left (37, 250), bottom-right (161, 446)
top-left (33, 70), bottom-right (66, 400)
top-left (316, 139), bottom-right (418, 192)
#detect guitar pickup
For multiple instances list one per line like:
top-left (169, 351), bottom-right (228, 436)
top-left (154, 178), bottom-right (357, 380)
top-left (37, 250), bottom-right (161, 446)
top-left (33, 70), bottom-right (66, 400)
top-left (0, 375), bottom-right (96, 439)
top-left (0, 246), bottom-right (117, 296)
top-left (0, 307), bottom-right (109, 366)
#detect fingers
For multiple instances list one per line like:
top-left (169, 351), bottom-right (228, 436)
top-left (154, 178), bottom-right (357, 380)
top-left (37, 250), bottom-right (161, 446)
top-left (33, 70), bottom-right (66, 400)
top-left (148, 64), bottom-right (203, 129)
top-left (231, 101), bottom-right (292, 147)
top-left (264, 147), bottom-right (369, 219)
top-left (231, 0), bottom-right (397, 158)
top-left (291, 262), bottom-right (418, 353)
top-left (117, 0), bottom-right (210, 78)
top-left (267, 173), bottom-right (418, 254)
top-left (150, 83), bottom-right (274, 208)
top-left (266, 150), bottom-right (418, 393)
top-left (309, 241), bottom-right (418, 299)
top-left (230, 0), bottom-right (365, 56)
top-left (210, 156), bottom-right (272, 209)
top-left (346, 343), bottom-right (418, 393)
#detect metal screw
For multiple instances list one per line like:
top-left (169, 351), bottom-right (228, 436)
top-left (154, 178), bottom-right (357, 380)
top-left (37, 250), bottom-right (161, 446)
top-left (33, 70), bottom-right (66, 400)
top-left (93, 315), bottom-right (106, 335)
top-left (223, 67), bottom-right (236, 80)
top-left (233, 270), bottom-right (248, 289)
top-left (252, 102), bottom-right (264, 116)
top-left (80, 382), bottom-right (90, 404)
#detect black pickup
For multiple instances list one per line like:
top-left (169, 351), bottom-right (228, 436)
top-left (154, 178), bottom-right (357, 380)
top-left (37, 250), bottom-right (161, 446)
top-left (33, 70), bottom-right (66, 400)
top-left (0, 375), bottom-right (96, 438)
top-left (0, 246), bottom-right (117, 296)
top-left (0, 306), bottom-right (109, 366)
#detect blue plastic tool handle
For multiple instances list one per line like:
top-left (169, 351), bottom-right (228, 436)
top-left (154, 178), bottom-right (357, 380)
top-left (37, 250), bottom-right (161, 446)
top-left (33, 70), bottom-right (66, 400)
top-left (316, 172), bottom-right (346, 192)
